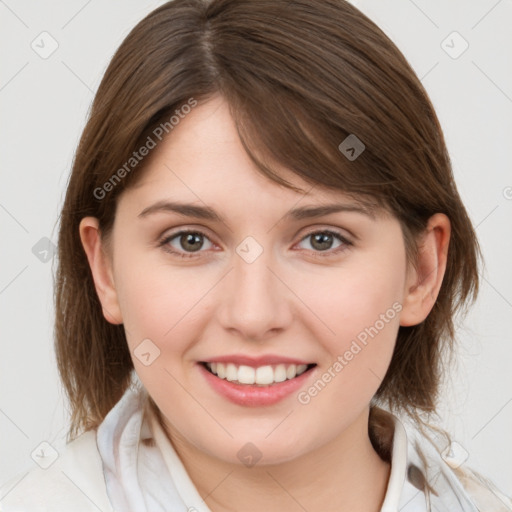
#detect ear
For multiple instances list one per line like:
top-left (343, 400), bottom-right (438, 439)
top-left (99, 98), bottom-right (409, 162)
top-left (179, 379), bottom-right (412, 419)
top-left (400, 213), bottom-right (451, 327)
top-left (79, 217), bottom-right (123, 324)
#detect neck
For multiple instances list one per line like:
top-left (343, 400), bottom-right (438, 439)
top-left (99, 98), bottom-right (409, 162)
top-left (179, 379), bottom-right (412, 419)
top-left (159, 406), bottom-right (392, 512)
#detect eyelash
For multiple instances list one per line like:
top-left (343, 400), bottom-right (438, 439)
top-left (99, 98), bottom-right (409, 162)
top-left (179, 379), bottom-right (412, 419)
top-left (157, 228), bottom-right (353, 260)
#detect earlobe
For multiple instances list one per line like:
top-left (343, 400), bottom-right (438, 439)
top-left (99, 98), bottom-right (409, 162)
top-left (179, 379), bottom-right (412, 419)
top-left (399, 213), bottom-right (451, 327)
top-left (79, 217), bottom-right (123, 325)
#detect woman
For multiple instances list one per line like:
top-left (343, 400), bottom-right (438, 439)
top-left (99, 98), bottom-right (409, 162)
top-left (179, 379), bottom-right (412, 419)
top-left (1, 0), bottom-right (510, 510)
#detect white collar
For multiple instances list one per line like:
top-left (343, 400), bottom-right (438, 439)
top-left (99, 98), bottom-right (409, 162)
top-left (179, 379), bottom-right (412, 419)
top-left (379, 414), bottom-right (412, 511)
top-left (97, 383), bottom-right (484, 512)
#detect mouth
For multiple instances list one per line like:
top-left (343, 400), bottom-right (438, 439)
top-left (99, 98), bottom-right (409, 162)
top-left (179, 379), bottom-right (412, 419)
top-left (200, 361), bottom-right (317, 387)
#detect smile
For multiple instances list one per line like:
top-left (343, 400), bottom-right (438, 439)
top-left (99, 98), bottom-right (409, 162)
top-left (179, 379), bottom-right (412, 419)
top-left (203, 362), bottom-right (315, 386)
top-left (199, 360), bottom-right (317, 406)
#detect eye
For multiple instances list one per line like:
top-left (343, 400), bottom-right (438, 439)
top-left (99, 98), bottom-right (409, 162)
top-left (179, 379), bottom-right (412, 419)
top-left (295, 230), bottom-right (352, 257)
top-left (158, 228), bottom-right (352, 260)
top-left (158, 230), bottom-right (215, 259)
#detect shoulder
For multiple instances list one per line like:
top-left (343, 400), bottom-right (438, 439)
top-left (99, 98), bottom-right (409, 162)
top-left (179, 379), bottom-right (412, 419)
top-left (406, 423), bottom-right (512, 512)
top-left (372, 407), bottom-right (512, 511)
top-left (0, 430), bottom-right (114, 512)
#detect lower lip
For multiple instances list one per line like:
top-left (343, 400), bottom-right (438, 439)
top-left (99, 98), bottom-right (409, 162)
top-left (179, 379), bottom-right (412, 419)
top-left (198, 363), bottom-right (316, 407)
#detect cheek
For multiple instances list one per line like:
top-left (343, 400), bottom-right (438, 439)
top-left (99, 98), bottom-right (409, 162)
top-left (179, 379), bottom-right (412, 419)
top-left (113, 252), bottom-right (212, 353)
top-left (113, 260), bottom-right (212, 403)
top-left (293, 254), bottom-right (405, 404)
top-left (296, 255), bottom-right (405, 344)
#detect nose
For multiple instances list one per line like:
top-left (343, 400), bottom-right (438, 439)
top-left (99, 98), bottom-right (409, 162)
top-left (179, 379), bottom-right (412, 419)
top-left (217, 240), bottom-right (293, 342)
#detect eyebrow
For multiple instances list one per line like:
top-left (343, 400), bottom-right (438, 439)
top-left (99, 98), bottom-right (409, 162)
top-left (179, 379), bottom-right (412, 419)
top-left (137, 200), bottom-right (376, 222)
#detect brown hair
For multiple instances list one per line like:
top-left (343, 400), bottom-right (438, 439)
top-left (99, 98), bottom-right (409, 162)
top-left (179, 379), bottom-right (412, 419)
top-left (55, 0), bottom-right (480, 442)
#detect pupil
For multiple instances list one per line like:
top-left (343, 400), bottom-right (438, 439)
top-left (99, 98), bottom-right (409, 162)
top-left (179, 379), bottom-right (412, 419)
top-left (312, 233), bottom-right (332, 251)
top-left (182, 233), bottom-right (202, 252)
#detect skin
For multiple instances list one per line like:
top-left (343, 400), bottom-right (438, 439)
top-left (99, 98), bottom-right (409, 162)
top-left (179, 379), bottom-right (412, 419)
top-left (80, 95), bottom-right (450, 512)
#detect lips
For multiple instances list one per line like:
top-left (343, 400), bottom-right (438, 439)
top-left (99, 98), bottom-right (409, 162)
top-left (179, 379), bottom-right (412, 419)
top-left (198, 360), bottom-right (317, 406)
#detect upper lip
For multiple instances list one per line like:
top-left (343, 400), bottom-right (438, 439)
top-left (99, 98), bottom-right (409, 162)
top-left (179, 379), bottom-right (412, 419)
top-left (200, 354), bottom-right (315, 367)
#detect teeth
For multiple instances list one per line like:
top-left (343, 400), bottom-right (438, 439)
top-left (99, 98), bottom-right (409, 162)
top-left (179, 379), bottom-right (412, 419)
top-left (286, 364), bottom-right (297, 380)
top-left (274, 364), bottom-right (287, 383)
top-left (238, 365), bottom-right (255, 384)
top-left (216, 363), bottom-right (226, 379)
top-left (255, 365), bottom-right (274, 385)
top-left (226, 363), bottom-right (238, 381)
top-left (205, 362), bottom-right (310, 385)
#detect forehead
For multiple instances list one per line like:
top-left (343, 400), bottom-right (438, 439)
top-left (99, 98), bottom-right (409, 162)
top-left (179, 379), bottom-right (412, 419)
top-left (124, 95), bottom-right (382, 218)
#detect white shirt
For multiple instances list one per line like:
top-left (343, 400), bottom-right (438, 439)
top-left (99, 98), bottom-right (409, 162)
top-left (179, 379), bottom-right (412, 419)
top-left (1, 379), bottom-right (510, 512)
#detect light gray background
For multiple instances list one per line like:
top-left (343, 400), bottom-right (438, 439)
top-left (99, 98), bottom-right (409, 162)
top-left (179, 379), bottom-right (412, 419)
top-left (1, 0), bottom-right (511, 497)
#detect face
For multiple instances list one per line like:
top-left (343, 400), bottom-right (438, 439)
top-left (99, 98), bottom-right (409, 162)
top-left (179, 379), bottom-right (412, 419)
top-left (87, 95), bottom-right (421, 465)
